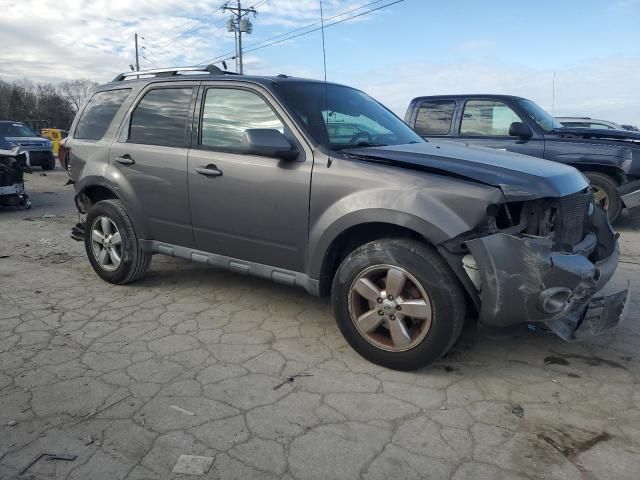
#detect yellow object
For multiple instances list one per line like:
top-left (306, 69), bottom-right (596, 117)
top-left (40, 128), bottom-right (68, 156)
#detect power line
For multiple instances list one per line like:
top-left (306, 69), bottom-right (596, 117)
top-left (246, 1), bottom-right (404, 54)
top-left (196, 0), bottom-right (390, 65)
top-left (143, 2), bottom-right (230, 48)
top-left (197, 0), bottom-right (403, 66)
top-left (196, 0), bottom-right (388, 65)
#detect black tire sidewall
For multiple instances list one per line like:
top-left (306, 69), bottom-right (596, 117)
top-left (331, 239), bottom-right (466, 370)
top-left (84, 200), bottom-right (140, 284)
top-left (585, 172), bottom-right (622, 222)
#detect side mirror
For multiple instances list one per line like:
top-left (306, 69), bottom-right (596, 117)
top-left (242, 129), bottom-right (298, 160)
top-left (509, 122), bottom-right (532, 139)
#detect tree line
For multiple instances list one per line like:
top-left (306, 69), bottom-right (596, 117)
top-left (0, 78), bottom-right (98, 131)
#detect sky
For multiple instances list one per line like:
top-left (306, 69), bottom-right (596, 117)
top-left (1, 0), bottom-right (639, 124)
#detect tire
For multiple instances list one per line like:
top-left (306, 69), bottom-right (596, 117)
top-left (84, 199), bottom-right (151, 284)
top-left (331, 238), bottom-right (466, 371)
top-left (42, 157), bottom-right (56, 171)
top-left (585, 171), bottom-right (622, 223)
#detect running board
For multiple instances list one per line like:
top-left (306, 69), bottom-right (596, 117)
top-left (140, 240), bottom-right (320, 296)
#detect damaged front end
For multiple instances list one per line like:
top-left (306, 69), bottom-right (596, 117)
top-left (442, 189), bottom-right (630, 341)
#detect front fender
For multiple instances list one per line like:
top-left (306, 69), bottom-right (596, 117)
top-left (307, 179), bottom-right (504, 279)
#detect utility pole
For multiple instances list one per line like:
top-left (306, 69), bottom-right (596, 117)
top-left (224, 1), bottom-right (257, 74)
top-left (134, 33), bottom-right (140, 71)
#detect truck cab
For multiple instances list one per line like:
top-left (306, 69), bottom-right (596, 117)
top-left (405, 94), bottom-right (640, 222)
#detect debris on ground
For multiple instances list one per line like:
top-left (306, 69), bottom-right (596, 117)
top-left (172, 455), bottom-right (214, 475)
top-left (7, 420), bottom-right (17, 426)
top-left (273, 372), bottom-right (313, 390)
top-left (0, 254), bottom-right (10, 259)
top-left (511, 404), bottom-right (525, 418)
top-left (85, 435), bottom-right (94, 446)
top-left (19, 453), bottom-right (77, 475)
top-left (170, 405), bottom-right (196, 416)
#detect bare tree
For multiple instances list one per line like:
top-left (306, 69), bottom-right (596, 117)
top-left (59, 78), bottom-right (98, 111)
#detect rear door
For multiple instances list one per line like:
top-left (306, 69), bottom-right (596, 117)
top-left (187, 84), bottom-right (312, 272)
top-left (109, 82), bottom-right (198, 247)
top-left (456, 99), bottom-right (545, 158)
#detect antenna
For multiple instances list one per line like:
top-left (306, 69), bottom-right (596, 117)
top-left (552, 71), bottom-right (556, 116)
top-left (319, 0), bottom-right (331, 167)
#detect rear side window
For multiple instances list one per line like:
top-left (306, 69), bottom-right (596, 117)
top-left (75, 89), bottom-right (131, 140)
top-left (414, 100), bottom-right (455, 135)
top-left (200, 88), bottom-right (284, 150)
top-left (129, 88), bottom-right (193, 147)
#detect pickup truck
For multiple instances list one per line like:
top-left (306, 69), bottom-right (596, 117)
top-left (404, 94), bottom-right (640, 222)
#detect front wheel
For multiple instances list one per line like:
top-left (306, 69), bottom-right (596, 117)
top-left (331, 238), bottom-right (466, 370)
top-left (585, 172), bottom-right (622, 223)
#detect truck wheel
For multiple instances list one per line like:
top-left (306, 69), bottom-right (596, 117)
top-left (84, 199), bottom-right (151, 284)
top-left (331, 238), bottom-right (466, 371)
top-left (585, 172), bottom-right (622, 222)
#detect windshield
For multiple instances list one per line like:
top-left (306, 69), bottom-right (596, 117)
top-left (0, 122), bottom-right (36, 137)
top-left (515, 99), bottom-right (563, 132)
top-left (273, 82), bottom-right (423, 150)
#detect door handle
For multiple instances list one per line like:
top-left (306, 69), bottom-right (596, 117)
top-left (115, 155), bottom-right (135, 165)
top-left (196, 165), bottom-right (223, 177)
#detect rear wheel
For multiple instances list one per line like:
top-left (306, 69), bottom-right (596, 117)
top-left (84, 199), bottom-right (151, 284)
top-left (585, 171), bottom-right (622, 223)
top-left (331, 238), bottom-right (466, 370)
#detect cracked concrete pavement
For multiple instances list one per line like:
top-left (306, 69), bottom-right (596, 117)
top-left (1, 168), bottom-right (640, 480)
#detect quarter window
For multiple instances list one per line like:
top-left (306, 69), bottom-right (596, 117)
top-left (75, 89), bottom-right (131, 140)
top-left (201, 88), bottom-right (284, 150)
top-left (129, 88), bottom-right (193, 147)
top-left (460, 100), bottom-right (522, 136)
top-left (414, 100), bottom-right (455, 135)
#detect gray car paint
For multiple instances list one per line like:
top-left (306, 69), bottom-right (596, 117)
top-left (68, 74), bottom-right (626, 336)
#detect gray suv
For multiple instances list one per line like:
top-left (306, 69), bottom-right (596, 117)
top-left (66, 65), bottom-right (629, 370)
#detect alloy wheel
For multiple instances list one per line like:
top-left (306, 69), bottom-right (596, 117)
top-left (90, 216), bottom-right (122, 272)
top-left (348, 264), bottom-right (433, 352)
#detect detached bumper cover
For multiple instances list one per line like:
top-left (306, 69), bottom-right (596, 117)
top-left (466, 217), bottom-right (629, 340)
top-left (619, 179), bottom-right (640, 210)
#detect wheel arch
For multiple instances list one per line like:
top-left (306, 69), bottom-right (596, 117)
top-left (75, 177), bottom-right (150, 239)
top-left (315, 219), bottom-right (442, 297)
top-left (569, 163), bottom-right (625, 185)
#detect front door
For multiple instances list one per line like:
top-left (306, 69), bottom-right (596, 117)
top-left (456, 99), bottom-right (545, 158)
top-left (109, 83), bottom-right (198, 247)
top-left (187, 85), bottom-right (312, 272)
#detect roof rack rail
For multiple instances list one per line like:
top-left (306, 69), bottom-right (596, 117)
top-left (112, 64), bottom-right (238, 82)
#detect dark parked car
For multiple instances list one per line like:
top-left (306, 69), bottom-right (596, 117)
top-left (64, 66), bottom-right (628, 370)
top-left (0, 121), bottom-right (56, 170)
top-left (405, 95), bottom-right (640, 222)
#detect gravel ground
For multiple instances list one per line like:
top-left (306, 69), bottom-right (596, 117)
top-left (1, 168), bottom-right (640, 480)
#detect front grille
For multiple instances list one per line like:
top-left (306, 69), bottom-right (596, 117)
top-left (554, 191), bottom-right (593, 247)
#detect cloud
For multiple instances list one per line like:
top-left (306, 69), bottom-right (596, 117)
top-left (351, 57), bottom-right (640, 126)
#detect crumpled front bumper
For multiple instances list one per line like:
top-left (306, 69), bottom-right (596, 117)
top-left (466, 210), bottom-right (629, 341)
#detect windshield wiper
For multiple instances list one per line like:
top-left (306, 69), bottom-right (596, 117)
top-left (332, 142), bottom-right (388, 150)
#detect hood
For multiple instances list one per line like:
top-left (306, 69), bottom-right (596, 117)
top-left (5, 136), bottom-right (50, 146)
top-left (553, 127), bottom-right (640, 143)
top-left (343, 141), bottom-right (589, 201)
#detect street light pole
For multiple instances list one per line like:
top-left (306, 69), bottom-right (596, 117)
top-left (134, 33), bottom-right (140, 71)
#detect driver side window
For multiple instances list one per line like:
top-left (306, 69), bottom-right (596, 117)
top-left (460, 100), bottom-right (522, 136)
top-left (200, 88), bottom-right (284, 150)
